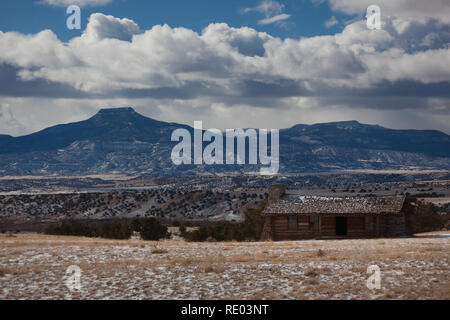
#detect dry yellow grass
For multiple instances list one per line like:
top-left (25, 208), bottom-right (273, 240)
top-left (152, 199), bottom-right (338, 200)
top-left (0, 232), bottom-right (448, 300)
top-left (0, 266), bottom-right (10, 277)
top-left (198, 261), bottom-right (225, 274)
top-left (151, 248), bottom-right (169, 254)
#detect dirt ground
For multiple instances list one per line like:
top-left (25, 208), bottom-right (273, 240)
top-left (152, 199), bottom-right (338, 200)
top-left (0, 232), bottom-right (448, 300)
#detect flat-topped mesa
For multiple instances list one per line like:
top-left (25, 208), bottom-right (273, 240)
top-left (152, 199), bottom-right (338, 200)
top-left (96, 107), bottom-right (137, 114)
top-left (89, 107), bottom-right (152, 126)
top-left (92, 107), bottom-right (139, 119)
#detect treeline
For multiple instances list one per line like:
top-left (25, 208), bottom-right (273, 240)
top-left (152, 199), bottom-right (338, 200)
top-left (403, 198), bottom-right (449, 234)
top-left (44, 218), bottom-right (169, 240)
top-left (182, 205), bottom-right (266, 242)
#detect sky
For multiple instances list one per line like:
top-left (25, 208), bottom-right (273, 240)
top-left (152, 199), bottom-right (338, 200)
top-left (0, 0), bottom-right (449, 136)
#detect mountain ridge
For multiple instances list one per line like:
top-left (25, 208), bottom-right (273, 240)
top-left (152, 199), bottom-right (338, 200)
top-left (0, 107), bottom-right (449, 176)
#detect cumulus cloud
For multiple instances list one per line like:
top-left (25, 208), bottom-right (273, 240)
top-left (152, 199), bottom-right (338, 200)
top-left (0, 10), bottom-right (449, 134)
top-left (39, 0), bottom-right (112, 7)
top-left (0, 13), bottom-right (448, 93)
top-left (201, 24), bottom-right (271, 57)
top-left (81, 13), bottom-right (142, 42)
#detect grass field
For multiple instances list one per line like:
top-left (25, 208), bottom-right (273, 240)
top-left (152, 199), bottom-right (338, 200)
top-left (0, 232), bottom-right (448, 300)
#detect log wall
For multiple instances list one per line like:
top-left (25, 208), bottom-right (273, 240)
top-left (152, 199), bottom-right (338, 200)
top-left (270, 214), bottom-right (402, 241)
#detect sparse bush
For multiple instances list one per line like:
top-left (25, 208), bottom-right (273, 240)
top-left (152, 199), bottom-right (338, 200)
top-left (45, 220), bottom-right (131, 240)
top-left (172, 220), bottom-right (181, 227)
top-left (403, 198), bottom-right (449, 234)
top-left (182, 203), bottom-right (266, 242)
top-left (317, 249), bottom-right (325, 257)
top-left (304, 268), bottom-right (318, 277)
top-left (44, 220), bottom-right (98, 238)
top-left (0, 267), bottom-right (9, 277)
top-left (132, 218), bottom-right (169, 241)
top-left (45, 218), bottom-right (170, 241)
top-left (199, 261), bottom-right (225, 273)
top-left (151, 248), bottom-right (168, 254)
top-left (99, 221), bottom-right (132, 240)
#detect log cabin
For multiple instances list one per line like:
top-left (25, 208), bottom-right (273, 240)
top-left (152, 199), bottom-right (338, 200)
top-left (261, 185), bottom-right (406, 241)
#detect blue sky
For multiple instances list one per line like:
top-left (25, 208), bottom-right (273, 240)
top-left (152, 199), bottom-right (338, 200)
top-left (0, 0), bottom-right (351, 41)
top-left (0, 0), bottom-right (449, 136)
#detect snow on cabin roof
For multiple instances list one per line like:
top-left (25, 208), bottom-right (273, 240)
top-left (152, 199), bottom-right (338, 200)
top-left (262, 194), bottom-right (406, 216)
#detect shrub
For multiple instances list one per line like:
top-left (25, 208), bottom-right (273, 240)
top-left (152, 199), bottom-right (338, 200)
top-left (0, 267), bottom-right (8, 277)
top-left (45, 220), bottom-right (98, 238)
top-left (45, 220), bottom-right (131, 240)
top-left (151, 248), bottom-right (168, 254)
top-left (182, 203), bottom-right (266, 242)
top-left (403, 198), bottom-right (449, 234)
top-left (99, 221), bottom-right (132, 240)
top-left (45, 218), bottom-right (170, 241)
top-left (317, 249), bottom-right (325, 257)
top-left (172, 220), bottom-right (181, 227)
top-left (304, 268), bottom-right (318, 277)
top-left (131, 218), bottom-right (169, 241)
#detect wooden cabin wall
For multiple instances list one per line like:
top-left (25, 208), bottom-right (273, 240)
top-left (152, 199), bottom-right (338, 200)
top-left (272, 215), bottom-right (316, 240)
top-left (271, 214), bottom-right (394, 240)
top-left (320, 216), bottom-right (336, 237)
top-left (385, 213), bottom-right (407, 237)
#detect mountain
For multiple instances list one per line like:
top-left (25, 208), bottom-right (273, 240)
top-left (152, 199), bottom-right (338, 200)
top-left (0, 107), bottom-right (449, 176)
top-left (0, 134), bottom-right (13, 144)
top-left (279, 121), bottom-right (450, 172)
top-left (282, 121), bottom-right (449, 157)
top-left (0, 107), bottom-right (188, 154)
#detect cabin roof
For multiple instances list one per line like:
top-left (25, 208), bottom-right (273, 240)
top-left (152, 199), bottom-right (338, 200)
top-left (262, 194), bottom-right (406, 216)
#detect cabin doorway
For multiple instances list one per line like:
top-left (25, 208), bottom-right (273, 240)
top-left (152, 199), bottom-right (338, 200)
top-left (336, 217), bottom-right (347, 236)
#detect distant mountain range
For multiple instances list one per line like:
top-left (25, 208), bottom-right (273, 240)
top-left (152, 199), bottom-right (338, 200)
top-left (0, 107), bottom-right (449, 176)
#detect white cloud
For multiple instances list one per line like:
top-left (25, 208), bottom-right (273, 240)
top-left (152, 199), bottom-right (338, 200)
top-left (39, 0), bottom-right (112, 7)
top-left (81, 13), bottom-right (142, 42)
top-left (0, 12), bottom-right (449, 134)
top-left (1, 13), bottom-right (448, 91)
top-left (259, 14), bottom-right (291, 25)
top-left (243, 0), bottom-right (291, 26)
top-left (243, 0), bottom-right (285, 16)
top-left (325, 16), bottom-right (339, 28)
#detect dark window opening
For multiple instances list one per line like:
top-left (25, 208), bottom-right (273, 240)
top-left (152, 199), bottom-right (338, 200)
top-left (365, 216), bottom-right (374, 230)
top-left (288, 216), bottom-right (298, 230)
top-left (336, 217), bottom-right (347, 236)
top-left (309, 215), bottom-right (319, 231)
